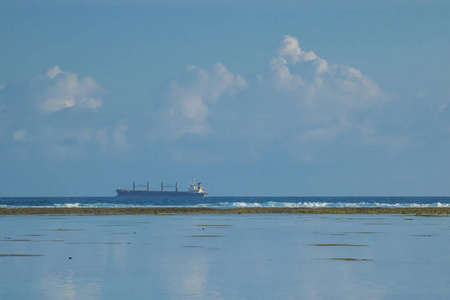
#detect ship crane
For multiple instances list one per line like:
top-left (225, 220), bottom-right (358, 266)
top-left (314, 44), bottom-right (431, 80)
top-left (116, 179), bottom-right (207, 197)
top-left (160, 182), bottom-right (179, 192)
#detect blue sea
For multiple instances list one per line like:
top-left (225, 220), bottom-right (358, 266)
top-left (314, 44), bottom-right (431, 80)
top-left (1, 195), bottom-right (450, 209)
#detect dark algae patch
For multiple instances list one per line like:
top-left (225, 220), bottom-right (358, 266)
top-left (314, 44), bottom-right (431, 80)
top-left (21, 234), bottom-right (44, 237)
top-left (311, 244), bottom-right (369, 247)
top-left (0, 254), bottom-right (45, 257)
top-left (320, 258), bottom-right (373, 262)
top-left (67, 242), bottom-right (121, 245)
top-left (194, 224), bottom-right (231, 227)
top-left (33, 240), bottom-right (64, 242)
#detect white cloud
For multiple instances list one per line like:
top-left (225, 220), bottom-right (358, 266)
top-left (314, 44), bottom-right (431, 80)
top-left (144, 35), bottom-right (396, 164)
top-left (262, 35), bottom-right (386, 145)
top-left (269, 57), bottom-right (305, 91)
top-left (13, 129), bottom-right (27, 141)
top-left (39, 66), bottom-right (103, 113)
top-left (278, 35), bottom-right (303, 65)
top-left (0, 66), bottom-right (129, 161)
top-left (278, 35), bottom-right (317, 65)
top-left (300, 120), bottom-right (353, 143)
top-left (156, 63), bottom-right (247, 139)
top-left (436, 103), bottom-right (448, 115)
top-left (45, 65), bottom-right (64, 79)
top-left (271, 36), bottom-right (382, 103)
top-left (360, 122), bottom-right (409, 150)
top-left (112, 124), bottom-right (130, 151)
top-left (0, 37), bottom-right (395, 165)
top-left (417, 91), bottom-right (426, 98)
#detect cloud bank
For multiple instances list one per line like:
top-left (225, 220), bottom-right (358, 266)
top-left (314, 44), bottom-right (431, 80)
top-left (1, 36), bottom-right (394, 164)
top-left (148, 35), bottom-right (389, 163)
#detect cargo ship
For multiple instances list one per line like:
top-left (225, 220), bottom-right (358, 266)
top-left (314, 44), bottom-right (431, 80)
top-left (116, 179), bottom-right (207, 197)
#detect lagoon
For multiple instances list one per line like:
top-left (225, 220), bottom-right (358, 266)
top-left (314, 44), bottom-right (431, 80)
top-left (1, 214), bottom-right (449, 299)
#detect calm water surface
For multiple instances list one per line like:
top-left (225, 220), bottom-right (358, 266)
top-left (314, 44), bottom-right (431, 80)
top-left (0, 214), bottom-right (449, 299)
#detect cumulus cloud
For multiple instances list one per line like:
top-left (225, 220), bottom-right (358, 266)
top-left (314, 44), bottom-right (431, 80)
top-left (278, 35), bottom-right (317, 65)
top-left (270, 36), bottom-right (382, 100)
top-left (156, 63), bottom-right (247, 138)
top-left (269, 57), bottom-right (305, 91)
top-left (144, 35), bottom-right (394, 163)
top-left (262, 35), bottom-right (385, 144)
top-left (13, 129), bottom-right (27, 141)
top-left (0, 66), bottom-right (129, 161)
top-left (0, 37), bottom-right (395, 165)
top-left (38, 66), bottom-right (103, 113)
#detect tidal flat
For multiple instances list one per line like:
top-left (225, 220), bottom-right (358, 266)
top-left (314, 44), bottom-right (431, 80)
top-left (0, 214), bottom-right (449, 299)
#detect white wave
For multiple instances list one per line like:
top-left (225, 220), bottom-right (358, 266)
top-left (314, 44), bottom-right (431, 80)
top-left (232, 202), bottom-right (262, 208)
top-left (2, 200), bottom-right (450, 209)
top-left (55, 203), bottom-right (80, 208)
top-left (203, 201), bottom-right (450, 209)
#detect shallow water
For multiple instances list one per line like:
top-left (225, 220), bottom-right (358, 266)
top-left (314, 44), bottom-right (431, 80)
top-left (0, 214), bottom-right (449, 299)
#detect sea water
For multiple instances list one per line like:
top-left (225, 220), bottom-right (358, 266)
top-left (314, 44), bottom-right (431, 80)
top-left (1, 196), bottom-right (450, 209)
top-left (0, 213), bottom-right (449, 299)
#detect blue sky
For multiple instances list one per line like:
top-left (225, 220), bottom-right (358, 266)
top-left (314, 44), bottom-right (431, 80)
top-left (1, 0), bottom-right (450, 196)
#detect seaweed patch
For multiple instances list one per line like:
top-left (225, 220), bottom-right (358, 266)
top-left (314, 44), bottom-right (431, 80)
top-left (194, 224), bottom-right (231, 227)
top-left (0, 254), bottom-right (45, 257)
top-left (310, 243), bottom-right (369, 247)
top-left (320, 258), bottom-right (373, 261)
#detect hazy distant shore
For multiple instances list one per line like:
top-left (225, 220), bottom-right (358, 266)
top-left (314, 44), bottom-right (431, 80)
top-left (1, 207), bottom-right (450, 215)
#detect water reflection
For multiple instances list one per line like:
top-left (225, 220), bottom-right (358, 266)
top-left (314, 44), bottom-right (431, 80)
top-left (41, 270), bottom-right (102, 300)
top-left (0, 215), bottom-right (449, 299)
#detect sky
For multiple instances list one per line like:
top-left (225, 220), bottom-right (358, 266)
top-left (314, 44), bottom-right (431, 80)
top-left (1, 0), bottom-right (450, 196)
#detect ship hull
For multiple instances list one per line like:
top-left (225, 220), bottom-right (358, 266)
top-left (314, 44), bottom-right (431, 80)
top-left (116, 189), bottom-right (207, 197)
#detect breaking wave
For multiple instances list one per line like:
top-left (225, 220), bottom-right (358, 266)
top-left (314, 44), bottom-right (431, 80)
top-left (200, 201), bottom-right (450, 209)
top-left (1, 197), bottom-right (450, 209)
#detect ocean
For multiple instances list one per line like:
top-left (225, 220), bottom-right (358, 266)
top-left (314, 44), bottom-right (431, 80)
top-left (1, 196), bottom-right (450, 299)
top-left (1, 195), bottom-right (450, 209)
